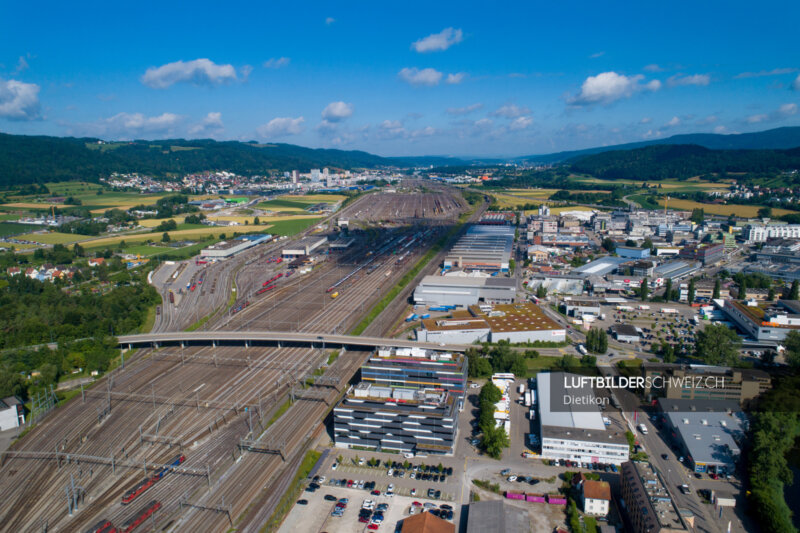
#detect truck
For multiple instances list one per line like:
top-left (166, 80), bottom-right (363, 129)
top-left (638, 305), bottom-right (650, 310)
top-left (661, 308), bottom-right (678, 314)
top-left (525, 391), bottom-right (532, 407)
top-left (530, 390), bottom-right (537, 405)
top-left (577, 344), bottom-right (588, 356)
top-left (518, 383), bottom-right (526, 394)
top-left (419, 314), bottom-right (431, 319)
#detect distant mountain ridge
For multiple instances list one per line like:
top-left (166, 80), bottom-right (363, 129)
top-left (517, 126), bottom-right (800, 164)
top-left (0, 133), bottom-right (466, 188)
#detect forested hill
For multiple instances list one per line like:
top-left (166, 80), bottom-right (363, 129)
top-left (0, 133), bottom-right (464, 187)
top-left (569, 144), bottom-right (800, 181)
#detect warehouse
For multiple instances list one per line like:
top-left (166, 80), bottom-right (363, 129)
top-left (572, 256), bottom-right (629, 277)
top-left (611, 324), bottom-right (641, 343)
top-left (657, 398), bottom-right (745, 475)
top-left (200, 234), bottom-right (271, 259)
top-left (536, 372), bottom-right (630, 465)
top-left (443, 224), bottom-right (514, 272)
top-left (412, 275), bottom-right (515, 307)
top-left (416, 302), bottom-right (565, 344)
top-left (281, 236), bottom-right (328, 258)
top-left (561, 298), bottom-right (603, 317)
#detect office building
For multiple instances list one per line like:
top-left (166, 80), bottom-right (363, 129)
top-left (678, 243), bottom-right (724, 266)
top-left (641, 363), bottom-right (771, 404)
top-left (537, 373), bottom-right (630, 465)
top-left (744, 224), bottom-right (800, 242)
top-left (620, 461), bottom-right (689, 533)
top-left (333, 349), bottom-right (467, 455)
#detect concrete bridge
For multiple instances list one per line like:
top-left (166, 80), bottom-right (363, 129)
top-left (117, 331), bottom-right (472, 352)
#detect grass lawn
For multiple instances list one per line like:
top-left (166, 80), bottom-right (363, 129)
top-left (16, 231), bottom-right (89, 244)
top-left (44, 181), bottom-right (104, 195)
top-left (265, 217), bottom-right (323, 236)
top-left (0, 214), bottom-right (20, 221)
top-left (525, 356), bottom-right (564, 376)
top-left (0, 222), bottom-right (42, 237)
top-left (119, 244), bottom-right (175, 256)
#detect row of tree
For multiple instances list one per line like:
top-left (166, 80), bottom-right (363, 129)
top-left (477, 382), bottom-right (510, 459)
top-left (585, 328), bottom-right (608, 354)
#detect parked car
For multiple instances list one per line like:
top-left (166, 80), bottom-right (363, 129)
top-left (297, 499), bottom-right (308, 505)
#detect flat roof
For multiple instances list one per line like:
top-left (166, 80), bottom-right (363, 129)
top-left (573, 256), bottom-right (628, 275)
top-left (466, 500), bottom-right (528, 533)
top-left (538, 372), bottom-right (606, 431)
top-left (658, 399), bottom-right (745, 466)
top-left (612, 324), bottom-right (639, 337)
top-left (469, 302), bottom-right (562, 333)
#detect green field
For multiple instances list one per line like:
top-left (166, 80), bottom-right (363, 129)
top-left (257, 198), bottom-right (315, 210)
top-left (0, 222), bottom-right (42, 237)
top-left (0, 214), bottom-right (20, 221)
top-left (45, 181), bottom-right (104, 195)
top-left (266, 217), bottom-right (323, 236)
top-left (17, 231), bottom-right (89, 244)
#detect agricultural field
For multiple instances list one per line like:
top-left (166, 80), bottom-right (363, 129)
top-left (1, 202), bottom-right (78, 210)
top-left (257, 193), bottom-right (345, 212)
top-left (656, 198), bottom-right (799, 217)
top-left (73, 225), bottom-right (272, 249)
top-left (0, 222), bottom-right (43, 237)
top-left (574, 176), bottom-right (731, 194)
top-left (263, 217), bottom-right (323, 236)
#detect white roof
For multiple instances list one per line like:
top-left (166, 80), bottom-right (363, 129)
top-left (537, 372), bottom-right (605, 431)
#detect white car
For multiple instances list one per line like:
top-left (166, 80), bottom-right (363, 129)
top-left (318, 476), bottom-right (326, 483)
top-left (507, 475), bottom-right (517, 482)
top-left (358, 458), bottom-right (365, 466)
top-left (331, 463), bottom-right (338, 470)
top-left (403, 452), bottom-right (414, 458)
top-left (387, 468), bottom-right (394, 476)
top-left (388, 483), bottom-right (395, 491)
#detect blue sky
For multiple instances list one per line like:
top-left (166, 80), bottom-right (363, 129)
top-left (1, 0), bottom-right (799, 157)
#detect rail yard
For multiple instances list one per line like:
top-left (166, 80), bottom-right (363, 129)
top-left (0, 186), bottom-right (474, 532)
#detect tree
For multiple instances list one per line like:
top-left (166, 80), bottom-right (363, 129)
top-left (640, 277), bottom-right (649, 301)
top-left (690, 208), bottom-right (705, 224)
top-left (161, 232), bottom-right (171, 243)
top-left (536, 285), bottom-right (548, 299)
top-left (712, 278), bottom-right (721, 299)
top-left (661, 341), bottom-right (676, 363)
top-left (694, 324), bottom-right (741, 366)
top-left (664, 279), bottom-right (673, 301)
top-left (557, 354), bottom-right (576, 370)
top-left (738, 279), bottom-right (747, 300)
top-left (643, 237), bottom-right (654, 252)
top-left (509, 354), bottom-right (527, 377)
top-left (479, 381), bottom-right (502, 405)
top-left (687, 279), bottom-right (696, 303)
top-left (757, 206), bottom-right (773, 218)
top-left (783, 330), bottom-right (800, 368)
top-left (601, 238), bottom-right (616, 253)
top-left (791, 280), bottom-right (799, 300)
top-left (625, 239), bottom-right (637, 247)
top-left (768, 287), bottom-right (776, 301)
top-left (481, 424), bottom-right (510, 459)
top-left (253, 216), bottom-right (260, 225)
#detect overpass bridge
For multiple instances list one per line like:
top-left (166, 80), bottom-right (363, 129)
top-left (117, 331), bottom-right (472, 353)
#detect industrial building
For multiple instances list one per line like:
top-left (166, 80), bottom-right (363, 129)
top-left (281, 236), bottom-right (328, 258)
top-left (333, 348), bottom-right (467, 455)
top-left (657, 399), bottom-right (746, 475)
top-left (616, 246), bottom-right (651, 259)
top-left (572, 256), bottom-right (629, 277)
top-left (0, 396), bottom-right (24, 431)
top-left (412, 275), bottom-right (516, 307)
top-left (561, 298), bottom-right (603, 317)
top-left (536, 373), bottom-right (630, 465)
top-left (641, 363), bottom-right (771, 404)
top-left (416, 302), bottom-right (566, 344)
top-left (720, 299), bottom-right (800, 342)
top-left (620, 461), bottom-right (690, 533)
top-left (443, 224), bottom-right (514, 272)
top-left (653, 260), bottom-right (701, 282)
top-left (466, 500), bottom-right (529, 533)
top-left (199, 234), bottom-right (272, 258)
top-left (611, 324), bottom-right (641, 343)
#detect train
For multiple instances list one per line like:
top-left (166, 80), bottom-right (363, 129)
top-left (86, 519), bottom-right (116, 533)
top-left (231, 301), bottom-right (251, 314)
top-left (168, 291), bottom-right (175, 304)
top-left (263, 273), bottom-right (283, 287)
top-left (121, 500), bottom-right (161, 533)
top-left (122, 455), bottom-right (185, 505)
top-left (256, 285), bottom-right (276, 295)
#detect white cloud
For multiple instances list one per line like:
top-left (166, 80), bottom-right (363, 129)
top-left (14, 56), bottom-right (29, 73)
top-left (640, 117), bottom-right (652, 124)
top-left (446, 72), bottom-right (466, 84)
top-left (257, 116), bottom-right (305, 138)
top-left (735, 68), bottom-right (797, 79)
top-left (793, 74), bottom-right (800, 91)
top-left (509, 116), bottom-right (533, 130)
top-left (409, 126), bottom-right (436, 138)
top-left (240, 65), bottom-right (253, 81)
top-left (745, 103), bottom-right (798, 124)
top-left (412, 28), bottom-right (463, 53)
top-left (665, 116), bottom-right (681, 127)
top-left (263, 57), bottom-right (290, 69)
top-left (189, 112), bottom-right (224, 136)
top-left (643, 64), bottom-right (664, 72)
top-left (780, 103), bottom-right (798, 116)
top-left (568, 71), bottom-right (661, 106)
top-left (666, 74), bottom-right (710, 87)
top-left (714, 125), bottom-right (727, 134)
top-left (746, 113), bottom-right (768, 124)
top-left (0, 78), bottom-right (41, 120)
top-left (698, 115), bottom-right (718, 125)
top-left (492, 104), bottom-right (531, 119)
top-left (76, 112), bottom-right (182, 138)
top-left (325, 17), bottom-right (335, 25)
top-left (321, 101), bottom-right (354, 122)
top-left (141, 58), bottom-right (237, 89)
top-left (398, 67), bottom-right (443, 86)
top-left (589, 51), bottom-right (605, 59)
top-left (474, 118), bottom-right (493, 128)
top-left (446, 103), bottom-right (483, 115)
